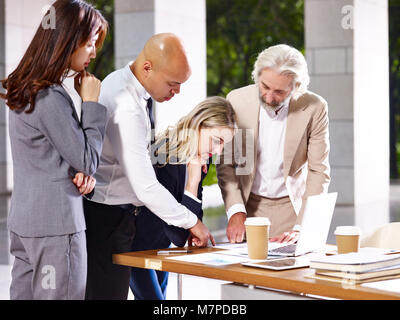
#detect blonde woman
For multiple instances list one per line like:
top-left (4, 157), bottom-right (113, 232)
top-left (129, 96), bottom-right (237, 300)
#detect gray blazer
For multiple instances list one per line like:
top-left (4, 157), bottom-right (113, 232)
top-left (8, 85), bottom-right (107, 237)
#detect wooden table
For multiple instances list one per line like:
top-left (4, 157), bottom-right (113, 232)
top-left (113, 247), bottom-right (400, 300)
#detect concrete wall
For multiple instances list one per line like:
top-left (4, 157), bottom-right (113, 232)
top-left (306, 0), bottom-right (355, 205)
top-left (0, 0), bottom-right (54, 196)
top-left (305, 0), bottom-right (389, 235)
top-left (0, 0), bottom-right (54, 263)
top-left (0, 0), bottom-right (6, 197)
top-left (0, 0), bottom-right (7, 263)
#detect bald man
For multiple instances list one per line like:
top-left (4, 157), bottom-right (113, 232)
top-left (133, 33), bottom-right (189, 102)
top-left (82, 33), bottom-right (214, 300)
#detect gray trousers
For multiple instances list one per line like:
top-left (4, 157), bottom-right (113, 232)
top-left (9, 231), bottom-right (87, 300)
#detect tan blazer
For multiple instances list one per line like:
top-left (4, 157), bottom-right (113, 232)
top-left (216, 84), bottom-right (331, 226)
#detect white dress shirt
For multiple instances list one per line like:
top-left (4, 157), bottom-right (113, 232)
top-left (226, 102), bottom-right (290, 220)
top-left (251, 104), bottom-right (289, 198)
top-left (90, 62), bottom-right (198, 229)
top-left (62, 71), bottom-right (82, 121)
top-left (184, 167), bottom-right (202, 204)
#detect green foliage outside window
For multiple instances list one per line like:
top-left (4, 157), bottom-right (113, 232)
top-left (204, 0), bottom-right (304, 186)
top-left (390, 0), bottom-right (400, 178)
top-left (86, 0), bottom-right (115, 80)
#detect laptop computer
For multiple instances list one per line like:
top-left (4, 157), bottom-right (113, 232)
top-left (267, 192), bottom-right (338, 257)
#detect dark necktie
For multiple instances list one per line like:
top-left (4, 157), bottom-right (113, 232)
top-left (275, 106), bottom-right (284, 115)
top-left (146, 98), bottom-right (155, 144)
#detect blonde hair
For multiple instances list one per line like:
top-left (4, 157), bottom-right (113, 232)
top-left (252, 44), bottom-right (310, 99)
top-left (153, 96), bottom-right (237, 165)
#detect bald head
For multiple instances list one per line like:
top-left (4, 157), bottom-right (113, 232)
top-left (143, 33), bottom-right (189, 71)
top-left (132, 33), bottom-right (192, 102)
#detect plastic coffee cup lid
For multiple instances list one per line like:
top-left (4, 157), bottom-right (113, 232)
top-left (334, 226), bottom-right (361, 236)
top-left (244, 217), bottom-right (271, 226)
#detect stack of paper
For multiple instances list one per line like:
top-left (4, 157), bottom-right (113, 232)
top-left (166, 251), bottom-right (250, 266)
top-left (307, 252), bottom-right (400, 284)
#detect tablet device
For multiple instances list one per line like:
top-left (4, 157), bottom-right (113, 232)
top-left (242, 258), bottom-right (310, 271)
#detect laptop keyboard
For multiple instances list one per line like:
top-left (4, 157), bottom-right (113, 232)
top-left (269, 243), bottom-right (297, 254)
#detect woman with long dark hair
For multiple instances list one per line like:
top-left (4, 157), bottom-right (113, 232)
top-left (0, 0), bottom-right (108, 300)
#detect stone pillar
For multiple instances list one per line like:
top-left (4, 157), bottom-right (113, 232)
top-left (305, 0), bottom-right (389, 235)
top-left (0, 0), bottom-right (53, 264)
top-left (0, 1), bottom-right (8, 251)
top-left (0, 0), bottom-right (6, 198)
top-left (114, 0), bottom-right (207, 133)
top-left (353, 0), bottom-right (390, 234)
top-left (1, 0), bottom-right (53, 193)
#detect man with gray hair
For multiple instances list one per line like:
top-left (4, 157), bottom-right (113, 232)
top-left (217, 44), bottom-right (330, 244)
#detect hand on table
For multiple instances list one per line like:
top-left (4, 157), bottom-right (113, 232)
top-left (189, 220), bottom-right (216, 248)
top-left (270, 230), bottom-right (300, 244)
top-left (226, 212), bottom-right (246, 243)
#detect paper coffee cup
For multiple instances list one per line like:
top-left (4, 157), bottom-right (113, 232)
top-left (245, 217), bottom-right (271, 260)
top-left (334, 226), bottom-right (361, 254)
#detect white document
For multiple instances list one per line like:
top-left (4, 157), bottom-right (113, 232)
top-left (214, 242), bottom-right (285, 251)
top-left (214, 242), bottom-right (293, 258)
top-left (361, 279), bottom-right (400, 294)
top-left (166, 252), bottom-right (250, 266)
top-left (214, 242), bottom-right (248, 250)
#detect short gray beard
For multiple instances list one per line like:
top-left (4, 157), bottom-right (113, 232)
top-left (260, 93), bottom-right (293, 113)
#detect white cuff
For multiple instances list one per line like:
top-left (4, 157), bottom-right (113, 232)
top-left (292, 224), bottom-right (302, 232)
top-left (226, 203), bottom-right (247, 221)
top-left (184, 210), bottom-right (200, 229)
top-left (184, 190), bottom-right (202, 204)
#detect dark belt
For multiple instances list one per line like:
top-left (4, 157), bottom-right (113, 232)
top-left (111, 203), bottom-right (141, 216)
top-left (250, 192), bottom-right (290, 201)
